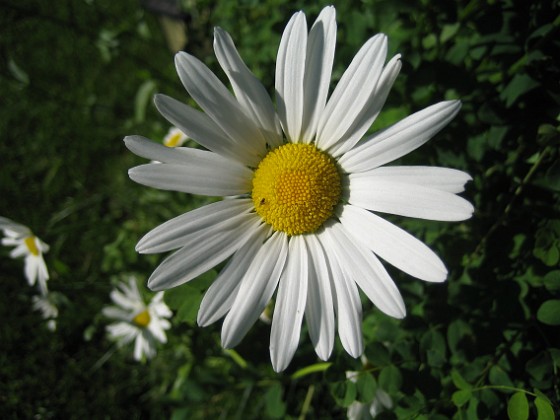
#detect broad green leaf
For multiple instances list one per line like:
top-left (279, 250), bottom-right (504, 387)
top-left (500, 74), bottom-right (539, 107)
top-left (537, 300), bottom-right (560, 326)
top-left (452, 390), bottom-right (472, 407)
top-left (265, 382), bottom-right (286, 419)
top-left (507, 392), bottom-right (529, 420)
top-left (489, 366), bottom-right (514, 387)
top-left (356, 372), bottom-right (377, 403)
top-left (534, 397), bottom-right (555, 420)
top-left (378, 365), bottom-right (402, 394)
top-left (330, 380), bottom-right (357, 408)
top-left (544, 271), bottom-right (560, 292)
top-left (291, 362), bottom-right (332, 379)
top-left (451, 370), bottom-right (472, 390)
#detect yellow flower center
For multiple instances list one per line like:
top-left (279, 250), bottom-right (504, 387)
top-left (132, 309), bottom-right (151, 328)
top-left (24, 236), bottom-right (40, 256)
top-left (252, 143), bottom-right (341, 235)
top-left (164, 131), bottom-right (184, 147)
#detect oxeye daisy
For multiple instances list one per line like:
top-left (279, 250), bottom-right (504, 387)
top-left (163, 126), bottom-right (189, 148)
top-left (0, 216), bottom-right (50, 295)
top-left (103, 277), bottom-right (172, 361)
top-left (125, 6), bottom-right (473, 372)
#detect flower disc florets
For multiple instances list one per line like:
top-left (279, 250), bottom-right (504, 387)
top-left (252, 143), bottom-right (341, 236)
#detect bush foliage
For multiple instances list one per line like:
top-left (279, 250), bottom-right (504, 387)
top-left (0, 0), bottom-right (558, 418)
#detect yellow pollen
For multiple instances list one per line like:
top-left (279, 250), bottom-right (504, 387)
top-left (24, 236), bottom-right (40, 256)
top-left (252, 143), bottom-right (341, 235)
top-left (164, 132), bottom-right (184, 147)
top-left (132, 309), bottom-right (151, 328)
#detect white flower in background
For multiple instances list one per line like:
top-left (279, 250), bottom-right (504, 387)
top-left (32, 294), bottom-right (59, 331)
top-left (125, 6), bottom-right (473, 371)
top-left (103, 277), bottom-right (172, 361)
top-left (0, 216), bottom-right (50, 295)
top-left (346, 388), bottom-right (392, 420)
top-left (163, 126), bottom-right (189, 148)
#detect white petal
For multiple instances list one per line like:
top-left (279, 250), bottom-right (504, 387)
top-left (128, 149), bottom-right (252, 196)
top-left (339, 205), bottom-right (448, 282)
top-left (329, 54), bottom-right (402, 157)
top-left (316, 34), bottom-right (387, 150)
top-left (303, 233), bottom-right (335, 360)
top-left (147, 215), bottom-right (262, 291)
top-left (124, 135), bottom-right (192, 164)
top-left (175, 52), bottom-right (266, 163)
top-left (221, 232), bottom-right (288, 348)
top-left (275, 11), bottom-right (307, 142)
top-left (0, 217), bottom-right (30, 236)
top-left (102, 307), bottom-right (131, 322)
top-left (153, 95), bottom-right (253, 165)
top-left (197, 224), bottom-right (268, 326)
top-left (354, 166), bottom-right (472, 193)
top-left (328, 223), bottom-right (406, 318)
top-left (339, 100), bottom-right (461, 172)
top-left (301, 6), bottom-right (337, 142)
top-left (137, 199), bottom-right (253, 254)
top-left (133, 335), bottom-right (145, 360)
top-left (24, 257), bottom-right (38, 286)
top-left (349, 176), bottom-right (474, 221)
top-left (214, 27), bottom-right (283, 148)
top-left (270, 236), bottom-right (308, 372)
top-left (319, 226), bottom-right (363, 358)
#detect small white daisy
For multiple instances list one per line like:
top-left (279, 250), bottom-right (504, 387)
top-left (103, 277), bottom-right (172, 361)
top-left (0, 216), bottom-right (50, 295)
top-left (125, 6), bottom-right (473, 371)
top-left (163, 126), bottom-right (189, 148)
top-left (32, 294), bottom-right (59, 331)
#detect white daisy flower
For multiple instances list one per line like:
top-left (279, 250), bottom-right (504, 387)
top-left (125, 6), bottom-right (473, 371)
top-left (32, 294), bottom-right (59, 331)
top-left (103, 277), bottom-right (172, 361)
top-left (163, 126), bottom-right (189, 148)
top-left (0, 216), bottom-right (50, 295)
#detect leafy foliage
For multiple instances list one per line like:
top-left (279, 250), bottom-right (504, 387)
top-left (0, 0), bottom-right (558, 418)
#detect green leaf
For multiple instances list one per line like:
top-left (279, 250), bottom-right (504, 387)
top-left (164, 271), bottom-right (216, 324)
top-left (356, 372), bottom-right (377, 403)
top-left (537, 300), bottom-right (560, 326)
top-left (500, 73), bottom-right (539, 107)
top-left (264, 382), bottom-right (286, 419)
top-left (452, 389), bottom-right (472, 407)
top-left (489, 366), bottom-right (514, 387)
top-left (543, 271), bottom-right (560, 292)
top-left (291, 362), bottom-right (332, 379)
top-left (440, 23), bottom-right (460, 43)
top-left (507, 392), bottom-right (529, 420)
top-left (420, 329), bottom-right (447, 367)
top-left (363, 342), bottom-right (390, 367)
top-left (534, 397), bottom-right (555, 420)
top-left (330, 380), bottom-right (357, 408)
top-left (224, 349), bottom-right (247, 369)
top-left (451, 370), bottom-right (472, 390)
top-left (378, 365), bottom-right (402, 394)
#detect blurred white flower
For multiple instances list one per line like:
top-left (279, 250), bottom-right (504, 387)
top-left (163, 126), bottom-right (189, 147)
top-left (0, 216), bottom-right (49, 295)
top-left (103, 277), bottom-right (172, 361)
top-left (346, 367), bottom-right (393, 419)
top-left (32, 294), bottom-right (59, 331)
